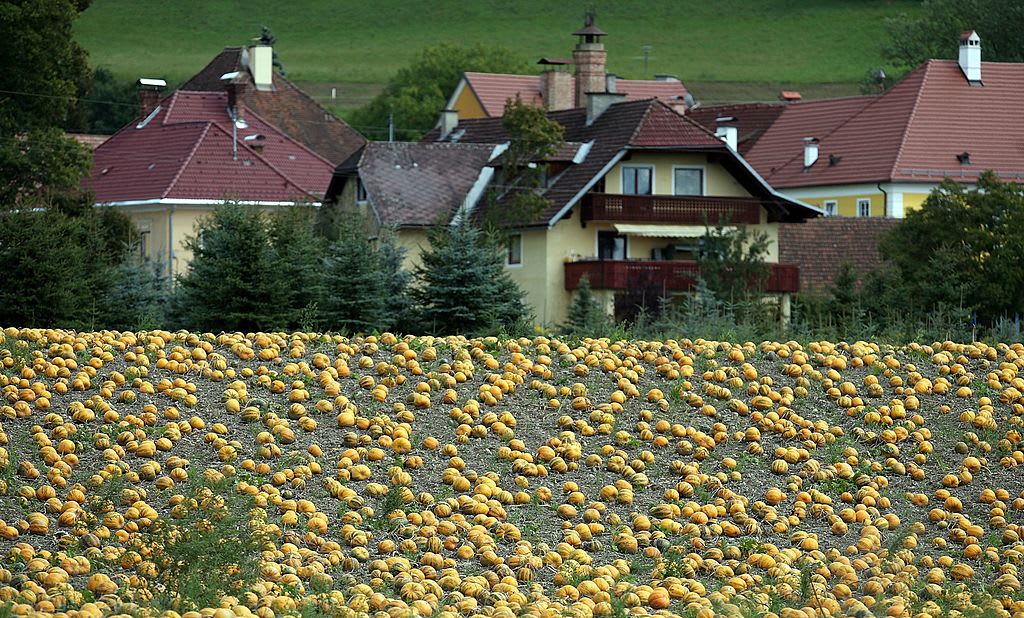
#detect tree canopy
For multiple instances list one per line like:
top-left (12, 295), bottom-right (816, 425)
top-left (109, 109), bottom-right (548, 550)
top-left (350, 43), bottom-right (531, 141)
top-left (883, 0), bottom-right (1024, 71)
top-left (873, 172), bottom-right (1024, 324)
top-left (0, 0), bottom-right (93, 209)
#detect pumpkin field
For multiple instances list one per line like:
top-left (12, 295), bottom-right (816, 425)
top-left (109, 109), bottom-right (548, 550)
top-left (0, 328), bottom-right (1022, 618)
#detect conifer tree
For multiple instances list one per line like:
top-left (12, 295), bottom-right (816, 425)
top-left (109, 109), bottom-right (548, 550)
top-left (269, 206), bottom-right (325, 329)
top-left (320, 217), bottom-right (387, 334)
top-left (561, 275), bottom-right (611, 336)
top-left (412, 224), bottom-right (528, 334)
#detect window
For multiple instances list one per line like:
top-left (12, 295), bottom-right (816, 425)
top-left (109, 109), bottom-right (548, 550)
top-left (598, 231), bottom-right (627, 260)
top-left (673, 168), bottom-right (704, 196)
top-left (138, 231), bottom-right (151, 258)
top-left (856, 198), bottom-right (871, 217)
top-left (823, 200), bottom-right (838, 216)
top-left (621, 166), bottom-right (653, 195)
top-left (506, 234), bottom-right (522, 266)
top-left (356, 178), bottom-right (368, 203)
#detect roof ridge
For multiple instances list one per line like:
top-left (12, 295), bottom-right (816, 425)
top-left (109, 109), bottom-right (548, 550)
top-left (162, 123), bottom-right (212, 199)
top-left (241, 105), bottom-right (336, 169)
top-left (889, 60), bottom-right (934, 181)
top-left (627, 99), bottom-right (660, 144)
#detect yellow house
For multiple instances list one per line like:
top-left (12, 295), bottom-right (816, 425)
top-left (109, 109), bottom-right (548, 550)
top-left (86, 44), bottom-right (364, 280)
top-left (329, 98), bottom-right (821, 325)
top-left (693, 31), bottom-right (1024, 218)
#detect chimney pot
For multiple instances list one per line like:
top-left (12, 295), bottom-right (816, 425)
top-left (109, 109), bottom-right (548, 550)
top-left (959, 30), bottom-right (982, 83)
top-left (803, 137), bottom-right (819, 168)
top-left (715, 116), bottom-right (738, 151)
top-left (135, 78), bottom-right (167, 119)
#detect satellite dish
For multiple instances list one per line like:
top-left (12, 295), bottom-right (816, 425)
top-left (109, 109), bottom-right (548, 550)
top-left (683, 93), bottom-right (696, 109)
top-left (234, 118), bottom-right (249, 130)
top-left (873, 68), bottom-right (887, 82)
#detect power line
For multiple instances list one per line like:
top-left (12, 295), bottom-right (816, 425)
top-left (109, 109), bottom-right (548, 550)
top-left (0, 88), bottom-right (138, 108)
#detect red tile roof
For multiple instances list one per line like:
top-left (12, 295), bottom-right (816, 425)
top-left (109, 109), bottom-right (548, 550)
top-left (180, 48), bottom-right (365, 166)
top-left (461, 72), bottom-right (688, 117)
top-left (88, 91), bottom-right (334, 204)
top-left (686, 103), bottom-right (787, 154)
top-left (747, 60), bottom-right (1024, 188)
top-left (779, 217), bottom-right (901, 292)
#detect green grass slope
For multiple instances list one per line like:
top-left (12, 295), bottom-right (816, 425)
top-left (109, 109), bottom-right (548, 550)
top-left (76, 0), bottom-right (920, 88)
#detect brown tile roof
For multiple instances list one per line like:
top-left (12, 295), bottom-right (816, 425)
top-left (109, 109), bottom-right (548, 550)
top-left (686, 103), bottom-right (786, 154)
top-left (425, 98), bottom-right (818, 226)
top-left (180, 48), bottom-right (366, 166)
top-left (88, 91), bottom-right (333, 204)
top-left (461, 72), bottom-right (688, 117)
top-left (748, 60), bottom-right (1024, 188)
top-left (326, 142), bottom-right (498, 228)
top-left (779, 217), bottom-right (901, 292)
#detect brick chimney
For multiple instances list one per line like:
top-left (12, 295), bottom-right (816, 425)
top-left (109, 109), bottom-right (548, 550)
top-left (136, 78), bottom-right (167, 118)
top-left (538, 58), bottom-right (573, 111)
top-left (572, 12), bottom-right (608, 108)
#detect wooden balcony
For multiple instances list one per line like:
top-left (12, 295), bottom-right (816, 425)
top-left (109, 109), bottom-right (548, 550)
top-left (564, 260), bottom-right (800, 293)
top-left (580, 193), bottom-right (762, 225)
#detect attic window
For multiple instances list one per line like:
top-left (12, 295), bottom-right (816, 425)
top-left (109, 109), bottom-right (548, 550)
top-left (147, 163), bottom-right (156, 170)
top-left (828, 154), bottom-right (842, 167)
top-left (957, 152), bottom-right (971, 165)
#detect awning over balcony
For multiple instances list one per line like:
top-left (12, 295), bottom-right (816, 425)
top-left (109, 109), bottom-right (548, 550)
top-left (613, 223), bottom-right (737, 238)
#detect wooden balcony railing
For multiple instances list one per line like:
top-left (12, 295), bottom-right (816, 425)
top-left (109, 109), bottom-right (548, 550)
top-left (564, 260), bottom-right (800, 293)
top-left (581, 193), bottom-right (763, 225)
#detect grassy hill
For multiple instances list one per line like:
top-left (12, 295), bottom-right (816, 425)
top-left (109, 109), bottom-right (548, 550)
top-left (76, 0), bottom-right (920, 104)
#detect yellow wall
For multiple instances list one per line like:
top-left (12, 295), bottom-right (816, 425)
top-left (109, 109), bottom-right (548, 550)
top-left (605, 153), bottom-right (751, 197)
top-left (903, 193), bottom-right (929, 212)
top-left (802, 193), bottom-right (885, 218)
top-left (505, 229), bottom-right (549, 319)
top-left (452, 83), bottom-right (488, 120)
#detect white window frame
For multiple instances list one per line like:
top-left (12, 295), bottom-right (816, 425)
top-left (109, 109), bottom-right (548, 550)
top-left (823, 200), bottom-right (838, 217)
top-left (621, 165), bottom-right (654, 195)
top-left (671, 165), bottom-right (707, 196)
top-left (356, 177), bottom-right (368, 203)
top-left (856, 198), bottom-right (871, 217)
top-left (506, 233), bottom-right (523, 267)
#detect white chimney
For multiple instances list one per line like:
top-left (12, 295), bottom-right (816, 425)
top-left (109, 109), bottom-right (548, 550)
top-left (605, 73), bottom-right (617, 94)
top-left (715, 116), bottom-right (738, 151)
top-left (803, 137), bottom-right (819, 168)
top-left (959, 30), bottom-right (981, 84)
top-left (438, 109), bottom-right (459, 141)
top-left (251, 45), bottom-right (274, 91)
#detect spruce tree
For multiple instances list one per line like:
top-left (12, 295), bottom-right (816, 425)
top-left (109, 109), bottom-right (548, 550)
top-left (268, 206), bottom-right (326, 330)
top-left (412, 224), bottom-right (528, 334)
top-left (376, 228), bottom-right (413, 332)
top-left (561, 275), bottom-right (611, 336)
top-left (321, 218), bottom-right (387, 334)
top-left (101, 255), bottom-right (169, 331)
top-left (173, 203), bottom-right (289, 332)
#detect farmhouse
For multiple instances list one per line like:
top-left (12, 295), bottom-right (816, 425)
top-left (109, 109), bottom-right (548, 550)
top-left (446, 15), bottom-right (688, 121)
top-left (328, 96), bottom-right (821, 325)
top-left (85, 43), bottom-right (364, 279)
top-left (691, 31), bottom-right (1024, 218)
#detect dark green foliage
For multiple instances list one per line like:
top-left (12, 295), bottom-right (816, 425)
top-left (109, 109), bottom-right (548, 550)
top-left (100, 255), bottom-right (169, 331)
top-left (874, 173), bottom-right (1024, 324)
top-left (376, 228), bottom-right (413, 332)
top-left (561, 276), bottom-right (612, 336)
top-left (321, 218), bottom-right (388, 334)
top-left (0, 209), bottom-right (125, 329)
top-left (697, 223), bottom-right (771, 304)
top-left (412, 224), bottom-right (529, 334)
top-left (268, 206), bottom-right (326, 330)
top-left (173, 203), bottom-right (289, 332)
top-left (827, 262), bottom-right (866, 331)
top-left (883, 0), bottom-right (1024, 71)
top-left (483, 96), bottom-right (565, 229)
top-left (350, 43), bottom-right (531, 140)
top-left (146, 476), bottom-right (266, 612)
top-left (64, 67), bottom-right (139, 135)
top-left (0, 0), bottom-right (93, 209)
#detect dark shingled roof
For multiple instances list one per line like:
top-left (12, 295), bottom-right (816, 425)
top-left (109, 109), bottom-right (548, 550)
top-left (181, 48), bottom-right (366, 166)
top-left (686, 103), bottom-right (787, 154)
top-left (327, 142), bottom-right (499, 228)
top-left (778, 217), bottom-right (901, 292)
top-left (424, 98), bottom-right (818, 226)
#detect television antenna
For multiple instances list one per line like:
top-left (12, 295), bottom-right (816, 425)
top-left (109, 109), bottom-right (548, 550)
top-left (633, 44), bottom-right (655, 78)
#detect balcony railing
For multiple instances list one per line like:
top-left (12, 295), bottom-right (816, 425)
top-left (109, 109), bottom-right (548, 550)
top-left (581, 193), bottom-right (762, 225)
top-left (564, 260), bottom-right (800, 293)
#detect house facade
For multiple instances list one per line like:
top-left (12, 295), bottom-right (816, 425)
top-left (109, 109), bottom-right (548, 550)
top-left (86, 44), bottom-right (363, 280)
top-left (331, 97), bottom-right (821, 325)
top-left (446, 16), bottom-right (689, 121)
top-left (691, 32), bottom-right (1024, 218)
